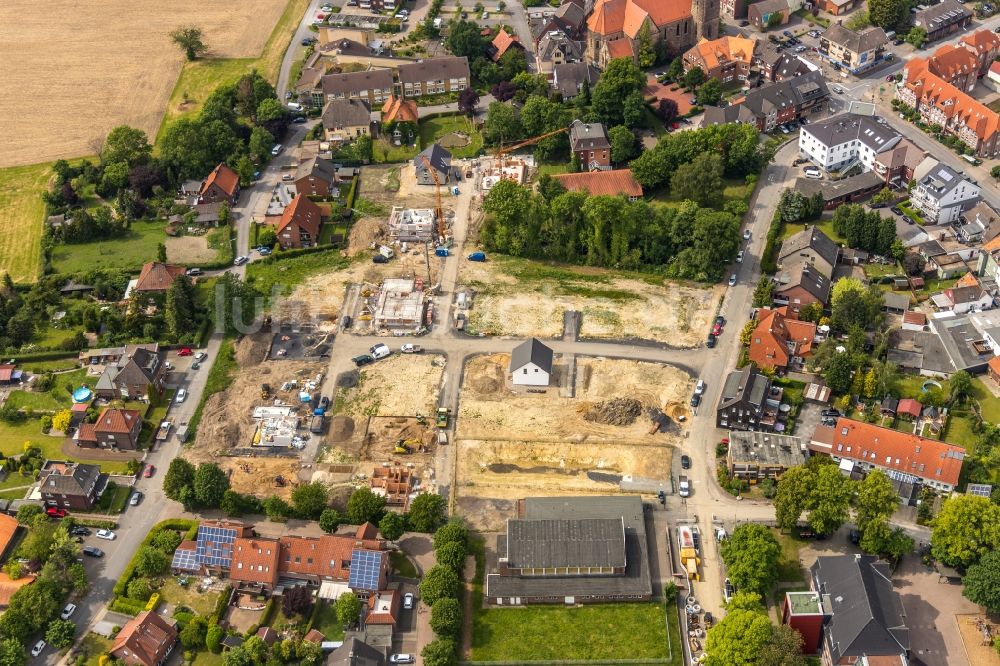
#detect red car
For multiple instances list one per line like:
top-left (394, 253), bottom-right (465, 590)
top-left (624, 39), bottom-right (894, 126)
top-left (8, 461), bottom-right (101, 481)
top-left (178, 347), bottom-right (193, 356)
top-left (712, 323), bottom-right (722, 336)
top-left (144, 465), bottom-right (155, 478)
top-left (46, 507), bottom-right (67, 518)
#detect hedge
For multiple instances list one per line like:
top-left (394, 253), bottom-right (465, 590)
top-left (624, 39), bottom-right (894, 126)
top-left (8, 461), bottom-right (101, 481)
top-left (112, 519), bottom-right (198, 598)
top-left (6, 349), bottom-right (81, 364)
top-left (259, 598), bottom-right (278, 628)
top-left (109, 597), bottom-right (147, 616)
top-left (345, 175), bottom-right (359, 212)
top-left (209, 584), bottom-right (233, 625)
top-left (251, 245), bottom-right (343, 265)
top-left (72, 517), bottom-right (117, 529)
top-left (760, 210), bottom-right (784, 275)
top-left (303, 596), bottom-right (325, 634)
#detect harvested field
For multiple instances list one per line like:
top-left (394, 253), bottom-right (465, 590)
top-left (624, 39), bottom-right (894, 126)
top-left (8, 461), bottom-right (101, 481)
top-left (0, 0), bottom-right (290, 167)
top-left (460, 256), bottom-right (721, 346)
top-left (342, 354), bottom-right (445, 418)
top-left (165, 236), bottom-right (217, 264)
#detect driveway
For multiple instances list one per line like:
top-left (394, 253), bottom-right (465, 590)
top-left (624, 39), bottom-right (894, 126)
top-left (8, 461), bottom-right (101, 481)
top-left (895, 557), bottom-right (978, 666)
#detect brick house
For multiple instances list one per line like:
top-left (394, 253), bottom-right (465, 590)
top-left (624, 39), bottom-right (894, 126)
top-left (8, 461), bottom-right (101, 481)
top-left (133, 262), bottom-right (186, 294)
top-left (683, 35), bottom-right (757, 85)
top-left (913, 0), bottom-right (972, 43)
top-left (777, 226), bottom-right (839, 280)
top-left (39, 461), bottom-right (108, 510)
top-left (396, 57), bottom-right (470, 97)
top-left (321, 98), bottom-right (372, 143)
top-left (925, 43), bottom-right (979, 93)
top-left (111, 611), bottom-right (179, 666)
top-left (198, 163), bottom-right (240, 205)
top-left (321, 69), bottom-right (395, 106)
top-left (74, 407), bottom-right (142, 450)
top-left (294, 157), bottom-right (338, 197)
top-left (707, 71), bottom-right (829, 132)
top-left (959, 30), bottom-right (1000, 77)
top-left (773, 262), bottom-right (831, 313)
top-left (275, 196), bottom-right (322, 250)
top-left (818, 25), bottom-right (887, 76)
top-left (569, 120), bottom-right (611, 170)
top-left (748, 0), bottom-right (790, 31)
top-left (94, 345), bottom-right (165, 401)
top-left (716, 364), bottom-right (778, 431)
top-left (748, 307), bottom-right (817, 372)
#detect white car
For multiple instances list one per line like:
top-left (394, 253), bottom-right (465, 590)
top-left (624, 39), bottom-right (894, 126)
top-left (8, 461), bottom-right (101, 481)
top-left (728, 274), bottom-right (738, 287)
top-left (96, 529), bottom-right (116, 540)
top-left (195, 351), bottom-right (207, 361)
top-left (736, 250), bottom-right (744, 263)
top-left (403, 592), bottom-right (415, 609)
top-left (481, 11), bottom-right (489, 18)
top-left (694, 379), bottom-right (706, 395)
top-left (804, 167), bottom-right (822, 180)
top-left (233, 255), bottom-right (249, 266)
top-left (370, 343), bottom-right (391, 360)
top-left (743, 229), bottom-right (751, 240)
top-left (60, 603), bottom-right (77, 620)
top-left (389, 656), bottom-right (414, 665)
top-left (31, 641), bottom-right (46, 657)
top-left (175, 389), bottom-right (187, 403)
top-left (130, 491), bottom-right (143, 506)
top-left (831, 85), bottom-right (845, 94)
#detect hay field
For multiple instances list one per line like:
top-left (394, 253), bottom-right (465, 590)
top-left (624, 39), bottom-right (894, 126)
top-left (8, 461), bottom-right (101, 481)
top-left (0, 163), bottom-right (50, 283)
top-left (0, 0), bottom-right (291, 168)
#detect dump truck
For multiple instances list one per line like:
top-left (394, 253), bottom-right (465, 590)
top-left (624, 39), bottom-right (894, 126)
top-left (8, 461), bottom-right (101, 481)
top-left (155, 421), bottom-right (172, 441)
top-left (677, 526), bottom-right (701, 581)
top-left (436, 407), bottom-right (449, 428)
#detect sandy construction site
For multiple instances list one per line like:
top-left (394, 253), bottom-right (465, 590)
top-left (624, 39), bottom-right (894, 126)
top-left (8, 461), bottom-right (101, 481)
top-left (459, 258), bottom-right (722, 346)
top-left (0, 0), bottom-right (289, 166)
top-left (455, 355), bottom-right (690, 518)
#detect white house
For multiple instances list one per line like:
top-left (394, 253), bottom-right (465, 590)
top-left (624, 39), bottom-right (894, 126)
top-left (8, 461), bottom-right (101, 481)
top-left (930, 284), bottom-right (995, 314)
top-left (910, 162), bottom-right (981, 224)
top-left (798, 113), bottom-right (901, 173)
top-left (509, 338), bottom-right (553, 387)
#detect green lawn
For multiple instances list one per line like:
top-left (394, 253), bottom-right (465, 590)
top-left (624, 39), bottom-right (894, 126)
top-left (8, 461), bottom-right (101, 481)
top-left (20, 357), bottom-right (80, 373)
top-left (191, 651), bottom-right (224, 666)
top-left (95, 482), bottom-right (132, 513)
top-left (419, 115), bottom-right (484, 159)
top-left (246, 248), bottom-right (352, 299)
top-left (206, 226), bottom-right (234, 266)
top-left (309, 601), bottom-right (346, 641)
top-left (653, 177), bottom-right (752, 211)
top-left (535, 163), bottom-right (570, 178)
top-left (471, 603), bottom-right (670, 661)
top-left (51, 220), bottom-right (167, 274)
top-left (5, 368), bottom-right (96, 412)
top-left (374, 138), bottom-right (420, 163)
top-left (0, 420), bottom-right (131, 473)
top-left (864, 262), bottom-right (902, 280)
top-left (79, 633), bottom-right (113, 666)
top-left (0, 162), bottom-right (51, 284)
top-left (139, 398), bottom-right (172, 447)
top-left (772, 529), bottom-right (805, 583)
top-left (973, 378), bottom-right (1000, 422)
top-left (781, 218), bottom-right (845, 243)
top-left (159, 577), bottom-right (223, 616)
top-left (899, 201), bottom-right (925, 225)
top-left (390, 550), bottom-right (418, 579)
top-left (943, 413), bottom-right (978, 449)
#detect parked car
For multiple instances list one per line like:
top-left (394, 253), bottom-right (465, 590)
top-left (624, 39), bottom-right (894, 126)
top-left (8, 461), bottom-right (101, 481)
top-left (233, 255), bottom-right (248, 266)
top-left (195, 351), bottom-right (207, 361)
top-left (728, 274), bottom-right (737, 286)
top-left (82, 546), bottom-right (104, 558)
top-left (681, 454), bottom-right (691, 469)
top-left (390, 656), bottom-right (415, 665)
top-left (712, 322), bottom-right (722, 336)
top-left (736, 250), bottom-right (744, 264)
top-left (678, 475), bottom-right (691, 497)
top-left (821, 409), bottom-right (841, 417)
top-left (175, 389), bottom-right (187, 403)
top-left (695, 379), bottom-right (706, 395)
top-left (96, 529), bottom-right (116, 541)
top-left (890, 206), bottom-right (904, 215)
top-left (831, 85), bottom-right (845, 94)
top-left (849, 529), bottom-right (861, 544)
top-left (403, 593), bottom-right (415, 610)
top-left (71, 526), bottom-right (91, 536)
top-left (400, 343), bottom-right (421, 353)
top-left (61, 604), bottom-right (77, 620)
top-left (46, 507), bottom-right (67, 518)
top-left (144, 464), bottom-right (155, 478)
top-left (706, 333), bottom-right (717, 348)
top-left (373, 254), bottom-right (389, 264)
top-left (178, 347), bottom-right (193, 356)
top-left (743, 229), bottom-right (751, 240)
top-left (185, 268), bottom-right (203, 277)
top-left (192, 361), bottom-right (201, 370)
top-left (690, 393), bottom-right (702, 407)
top-left (370, 344), bottom-right (391, 360)
top-left (804, 167), bottom-right (822, 179)
top-left (821, 417), bottom-right (837, 426)
top-left (723, 578), bottom-right (735, 603)
top-left (31, 642), bottom-right (46, 657)
top-left (130, 491), bottom-right (143, 506)
top-left (341, 315), bottom-right (352, 330)
top-left (352, 354), bottom-right (374, 367)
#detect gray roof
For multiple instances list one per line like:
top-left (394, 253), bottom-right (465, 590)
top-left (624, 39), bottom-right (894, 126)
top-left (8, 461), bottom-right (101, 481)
top-left (510, 338), bottom-right (554, 373)
top-left (702, 104), bottom-right (758, 127)
top-left (793, 171), bottom-right (885, 203)
top-left (917, 163), bottom-right (973, 201)
top-left (555, 1), bottom-right (586, 30)
top-left (882, 291), bottom-right (910, 311)
top-left (321, 69), bottom-right (394, 97)
top-left (42, 463), bottom-right (103, 497)
top-left (328, 638), bottom-right (385, 666)
top-left (811, 555), bottom-right (908, 663)
top-left (929, 314), bottom-right (996, 372)
top-left (568, 120), bottom-right (609, 151)
top-left (821, 24), bottom-right (888, 53)
top-left (742, 71), bottom-right (829, 117)
top-left (551, 62), bottom-right (597, 98)
top-left (775, 261), bottom-right (831, 302)
top-left (397, 56), bottom-right (470, 84)
top-left (505, 518), bottom-right (626, 569)
top-left (802, 113), bottom-right (900, 152)
top-left (719, 365), bottom-right (770, 411)
top-left (778, 226), bottom-right (840, 270)
top-left (915, 0), bottom-right (972, 30)
top-left (414, 144), bottom-right (453, 177)
top-left (295, 156), bottom-right (338, 184)
top-left (486, 495), bottom-right (652, 601)
top-left (727, 431), bottom-right (807, 468)
top-left (322, 99), bottom-right (371, 128)
top-left (888, 328), bottom-right (957, 375)
top-left (750, 0), bottom-right (790, 17)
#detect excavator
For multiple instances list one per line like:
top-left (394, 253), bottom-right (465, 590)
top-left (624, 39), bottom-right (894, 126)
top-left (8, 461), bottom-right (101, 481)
top-left (394, 438), bottom-right (421, 454)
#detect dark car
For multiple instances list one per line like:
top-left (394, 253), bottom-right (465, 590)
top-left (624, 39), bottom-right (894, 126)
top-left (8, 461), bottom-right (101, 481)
top-left (341, 315), bottom-right (352, 330)
top-left (849, 529), bottom-right (861, 544)
top-left (292, 116), bottom-right (307, 124)
top-left (706, 333), bottom-right (717, 348)
top-left (82, 546), bottom-right (104, 558)
top-left (373, 254), bottom-right (389, 264)
top-left (352, 354), bottom-right (375, 367)
top-left (681, 455), bottom-right (691, 469)
top-left (715, 315), bottom-right (725, 327)
top-left (890, 206), bottom-right (904, 215)
top-left (821, 417), bottom-right (837, 427)
top-left (320, 396), bottom-right (330, 409)
top-left (690, 393), bottom-right (702, 407)
top-left (798, 528), bottom-right (815, 539)
top-left (70, 526), bottom-right (91, 536)
top-left (821, 409), bottom-right (841, 417)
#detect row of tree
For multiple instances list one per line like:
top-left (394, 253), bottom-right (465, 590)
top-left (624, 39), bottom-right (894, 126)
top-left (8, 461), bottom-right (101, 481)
top-left (831, 204), bottom-right (899, 258)
top-left (418, 520), bottom-right (471, 666)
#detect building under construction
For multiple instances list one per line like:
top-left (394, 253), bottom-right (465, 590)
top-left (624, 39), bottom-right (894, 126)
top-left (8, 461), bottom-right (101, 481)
top-left (373, 278), bottom-right (427, 332)
top-left (481, 157), bottom-right (528, 193)
top-left (387, 207), bottom-right (436, 242)
top-left (370, 464), bottom-right (418, 510)
top-left (251, 406), bottom-right (301, 448)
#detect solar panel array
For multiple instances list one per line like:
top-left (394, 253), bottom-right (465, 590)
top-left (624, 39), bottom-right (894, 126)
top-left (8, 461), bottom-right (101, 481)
top-left (171, 547), bottom-right (200, 571)
top-left (348, 550), bottom-right (383, 591)
top-left (197, 524), bottom-right (239, 569)
top-left (968, 483), bottom-right (993, 498)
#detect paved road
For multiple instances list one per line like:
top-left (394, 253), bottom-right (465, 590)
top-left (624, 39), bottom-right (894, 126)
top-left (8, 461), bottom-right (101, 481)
top-left (277, 0), bottom-right (326, 99)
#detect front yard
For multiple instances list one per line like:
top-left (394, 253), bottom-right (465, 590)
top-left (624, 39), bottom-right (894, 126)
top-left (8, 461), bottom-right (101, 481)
top-left (419, 115), bottom-right (484, 159)
top-left (78, 632), bottom-right (113, 666)
top-left (159, 577), bottom-right (223, 616)
top-left (50, 220), bottom-right (168, 274)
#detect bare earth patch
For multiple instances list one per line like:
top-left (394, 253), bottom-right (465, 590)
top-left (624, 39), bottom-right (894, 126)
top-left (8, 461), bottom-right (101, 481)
top-left (346, 354), bottom-right (445, 418)
top-left (165, 235), bottom-right (217, 264)
top-left (0, 0), bottom-right (288, 167)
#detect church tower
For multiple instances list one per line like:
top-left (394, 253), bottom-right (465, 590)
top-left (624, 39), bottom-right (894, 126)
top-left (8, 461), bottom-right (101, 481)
top-left (692, 0), bottom-right (721, 41)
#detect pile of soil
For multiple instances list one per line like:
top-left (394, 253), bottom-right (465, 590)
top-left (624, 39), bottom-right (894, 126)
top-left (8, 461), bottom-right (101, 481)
top-left (347, 217), bottom-right (385, 256)
top-left (235, 331), bottom-right (271, 366)
top-left (329, 416), bottom-right (355, 442)
top-left (583, 397), bottom-right (644, 426)
top-left (336, 370), bottom-right (359, 388)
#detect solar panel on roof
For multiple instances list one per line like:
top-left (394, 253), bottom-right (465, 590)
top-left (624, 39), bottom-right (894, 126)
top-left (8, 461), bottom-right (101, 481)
top-left (171, 548), bottom-right (200, 571)
top-left (196, 524), bottom-right (239, 569)
top-left (968, 483), bottom-right (993, 497)
top-left (348, 550), bottom-right (383, 591)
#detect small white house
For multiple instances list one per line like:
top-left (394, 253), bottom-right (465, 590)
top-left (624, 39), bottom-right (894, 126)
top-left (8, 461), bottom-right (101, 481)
top-left (509, 338), bottom-right (553, 387)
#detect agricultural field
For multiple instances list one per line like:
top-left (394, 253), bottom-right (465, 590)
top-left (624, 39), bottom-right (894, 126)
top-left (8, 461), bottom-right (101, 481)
top-left (0, 162), bottom-right (49, 283)
top-left (0, 0), bottom-right (294, 167)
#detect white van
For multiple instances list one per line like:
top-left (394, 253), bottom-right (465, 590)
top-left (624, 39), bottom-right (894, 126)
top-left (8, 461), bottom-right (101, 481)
top-left (271, 144), bottom-right (283, 156)
top-left (287, 102), bottom-right (303, 111)
top-left (433, 17), bottom-right (443, 28)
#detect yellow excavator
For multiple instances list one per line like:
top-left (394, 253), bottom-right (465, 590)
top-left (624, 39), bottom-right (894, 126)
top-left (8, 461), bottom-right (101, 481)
top-left (394, 438), bottom-right (421, 454)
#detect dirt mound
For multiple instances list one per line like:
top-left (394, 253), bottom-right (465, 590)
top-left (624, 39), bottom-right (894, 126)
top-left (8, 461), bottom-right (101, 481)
top-left (336, 371), bottom-right (359, 388)
top-left (665, 402), bottom-right (690, 421)
top-left (235, 331), bottom-right (271, 367)
top-left (467, 355), bottom-right (506, 396)
top-left (329, 416), bottom-right (355, 442)
top-left (583, 397), bottom-right (644, 426)
top-left (471, 375), bottom-right (500, 393)
top-left (347, 217), bottom-right (385, 256)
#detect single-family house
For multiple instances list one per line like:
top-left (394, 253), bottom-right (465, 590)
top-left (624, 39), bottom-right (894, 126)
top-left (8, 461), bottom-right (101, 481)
top-left (110, 611), bottom-right (179, 666)
top-left (490, 29), bottom-right (524, 61)
top-left (198, 163), bottom-right (240, 205)
top-left (321, 98), bottom-right (372, 143)
top-left (38, 461), bottom-right (108, 510)
top-left (294, 157), bottom-right (338, 197)
top-left (569, 120), bottom-right (611, 170)
top-left (509, 338), bottom-right (553, 387)
top-left (328, 638), bottom-right (385, 666)
top-left (818, 25), bottom-right (888, 75)
top-left (95, 345), bottom-right (165, 401)
top-left (552, 169), bottom-right (644, 200)
top-left (910, 162), bottom-right (981, 224)
top-left (773, 262), bottom-right (831, 313)
top-left (716, 364), bottom-right (778, 431)
top-left (777, 226), bottom-right (839, 280)
top-left (74, 407), bottom-right (143, 450)
top-left (380, 95), bottom-right (418, 125)
top-left (551, 62), bottom-right (598, 100)
top-left (539, 32), bottom-right (586, 71)
top-left (957, 201), bottom-right (1000, 244)
top-left (747, 307), bottom-right (817, 371)
top-left (276, 196), bottom-right (322, 250)
top-left (414, 144), bottom-right (456, 185)
top-left (133, 262), bottom-right (186, 294)
top-left (930, 282), bottom-right (994, 314)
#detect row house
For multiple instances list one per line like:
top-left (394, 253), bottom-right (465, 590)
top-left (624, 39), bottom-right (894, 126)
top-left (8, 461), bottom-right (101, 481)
top-left (704, 71), bottom-right (829, 132)
top-left (898, 58), bottom-right (1000, 158)
top-left (396, 57), bottom-right (470, 97)
top-left (959, 30), bottom-right (1000, 77)
top-left (319, 68), bottom-right (395, 107)
top-left (913, 0), bottom-right (972, 44)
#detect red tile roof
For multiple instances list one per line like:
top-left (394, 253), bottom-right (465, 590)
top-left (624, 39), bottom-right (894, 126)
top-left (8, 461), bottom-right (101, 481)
top-left (748, 308), bottom-right (816, 370)
top-left (686, 36), bottom-right (758, 71)
top-left (991, 61), bottom-right (1000, 77)
top-left (381, 95), bottom-right (418, 124)
top-left (960, 29), bottom-right (1000, 54)
top-left (903, 58), bottom-right (1000, 143)
top-left (111, 611), bottom-right (178, 666)
top-left (606, 38), bottom-right (634, 59)
top-left (230, 538), bottom-right (282, 585)
top-left (95, 407), bottom-right (141, 434)
top-left (897, 398), bottom-right (922, 418)
top-left (927, 43), bottom-right (977, 81)
top-left (0, 365), bottom-right (12, 381)
top-left (815, 418), bottom-right (964, 488)
top-left (491, 28), bottom-right (522, 62)
top-left (201, 163), bottom-right (240, 197)
top-left (552, 169), bottom-right (643, 198)
top-left (277, 196), bottom-right (322, 240)
top-left (76, 423), bottom-right (97, 443)
top-left (278, 532), bottom-right (385, 580)
top-left (134, 262), bottom-right (186, 292)
top-left (304, 629), bottom-right (326, 643)
top-left (0, 514), bottom-right (18, 560)
top-left (366, 590), bottom-right (400, 625)
top-left (588, 0), bottom-right (691, 38)
top-left (902, 311), bottom-right (926, 326)
top-left (990, 355), bottom-right (1000, 379)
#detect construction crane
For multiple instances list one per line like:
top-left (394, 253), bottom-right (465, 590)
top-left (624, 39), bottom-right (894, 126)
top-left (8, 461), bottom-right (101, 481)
top-left (421, 154), bottom-right (446, 242)
top-left (493, 127), bottom-right (570, 169)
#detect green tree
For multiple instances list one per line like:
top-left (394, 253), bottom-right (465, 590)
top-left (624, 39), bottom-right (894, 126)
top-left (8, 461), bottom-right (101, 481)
top-left (636, 21), bottom-right (655, 68)
top-left (435, 541), bottom-right (467, 574)
top-left (823, 351), bottom-right (855, 395)
top-left (163, 458), bottom-right (195, 501)
top-left (165, 275), bottom-right (197, 341)
top-left (335, 592), bottom-right (362, 627)
top-left (354, 134), bottom-right (374, 163)
top-left (419, 565), bottom-right (460, 607)
top-left (291, 482), bottom-right (329, 520)
top-left (446, 20), bottom-right (488, 58)
top-left (992, 164), bottom-right (1000, 180)
top-left (667, 57), bottom-right (684, 81)
top-left (433, 519), bottom-right (469, 551)
top-left (430, 597), bottom-right (462, 637)
top-left (863, 367), bottom-right (877, 399)
top-left (683, 66), bottom-right (706, 90)
top-left (752, 276), bottom-right (774, 308)
top-left (907, 27), bottom-right (927, 49)
top-left (950, 369), bottom-right (972, 404)
top-left (720, 524), bottom-right (781, 596)
top-left (206, 624), bottom-right (224, 652)
top-left (766, 11), bottom-right (784, 30)
top-left (759, 624), bottom-right (806, 666)
top-left (869, 0), bottom-right (911, 31)
top-left (808, 465), bottom-right (855, 536)
top-left (859, 519), bottom-right (913, 559)
top-left (263, 495), bottom-right (293, 521)
top-left (608, 125), bottom-right (638, 164)
top-left (378, 512), bottom-right (406, 541)
top-left (193, 462), bottom-right (230, 508)
top-left (346, 487), bottom-right (387, 525)
top-left (963, 550), bottom-right (1000, 613)
top-left (421, 638), bottom-right (457, 666)
top-left (855, 470), bottom-right (898, 534)
top-left (698, 78), bottom-right (723, 106)
top-left (102, 125), bottom-right (152, 167)
top-left (45, 619), bottom-right (76, 649)
top-left (409, 493), bottom-right (448, 532)
top-left (705, 594), bottom-right (773, 666)
top-left (592, 58), bottom-right (646, 126)
top-left (180, 616), bottom-right (208, 648)
top-left (127, 576), bottom-right (154, 600)
top-left (777, 190), bottom-right (808, 223)
top-left (134, 547), bottom-right (170, 577)
top-left (0, 638), bottom-right (26, 666)
top-left (670, 152), bottom-right (724, 208)
top-left (932, 495), bottom-right (1000, 568)
top-left (482, 101), bottom-right (522, 145)
top-left (257, 227), bottom-right (277, 249)
top-left (170, 26), bottom-right (208, 60)
top-left (235, 154), bottom-right (256, 187)
top-left (256, 98), bottom-right (285, 124)
top-left (249, 126), bottom-right (275, 164)
top-left (319, 508), bottom-right (343, 533)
